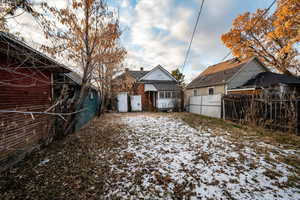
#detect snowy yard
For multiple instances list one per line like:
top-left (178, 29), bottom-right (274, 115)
top-left (1, 113), bottom-right (299, 200)
top-left (101, 114), bottom-right (300, 200)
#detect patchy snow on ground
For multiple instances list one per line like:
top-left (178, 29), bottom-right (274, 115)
top-left (101, 115), bottom-right (300, 200)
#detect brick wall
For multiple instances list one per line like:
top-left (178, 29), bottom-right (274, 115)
top-left (135, 83), bottom-right (148, 111)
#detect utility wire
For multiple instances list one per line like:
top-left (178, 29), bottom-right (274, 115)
top-left (181, 0), bottom-right (205, 72)
top-left (220, 0), bottom-right (277, 62)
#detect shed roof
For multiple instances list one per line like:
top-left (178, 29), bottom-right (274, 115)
top-left (187, 57), bottom-right (256, 89)
top-left (243, 72), bottom-right (300, 88)
top-left (0, 31), bottom-right (70, 73)
top-left (65, 71), bottom-right (83, 85)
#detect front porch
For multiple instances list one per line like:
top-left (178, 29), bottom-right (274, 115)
top-left (143, 84), bottom-right (180, 111)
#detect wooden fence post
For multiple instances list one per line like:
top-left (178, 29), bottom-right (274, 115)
top-left (222, 96), bottom-right (226, 120)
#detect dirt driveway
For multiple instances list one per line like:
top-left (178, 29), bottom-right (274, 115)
top-left (1, 113), bottom-right (299, 200)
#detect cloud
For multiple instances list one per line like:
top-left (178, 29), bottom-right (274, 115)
top-left (6, 0), bottom-right (276, 84)
top-left (118, 0), bottom-right (236, 70)
top-left (118, 0), bottom-right (273, 83)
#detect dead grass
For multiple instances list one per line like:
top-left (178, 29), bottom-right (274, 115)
top-left (263, 168), bottom-right (282, 180)
top-left (173, 112), bottom-right (300, 150)
top-left (286, 175), bottom-right (300, 189)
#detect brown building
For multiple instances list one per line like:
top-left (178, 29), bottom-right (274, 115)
top-left (113, 65), bottom-right (181, 111)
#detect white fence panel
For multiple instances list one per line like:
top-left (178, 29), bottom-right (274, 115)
top-left (189, 94), bottom-right (222, 118)
top-left (189, 96), bottom-right (202, 114)
top-left (117, 92), bottom-right (128, 112)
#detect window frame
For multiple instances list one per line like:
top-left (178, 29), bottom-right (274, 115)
top-left (208, 87), bottom-right (214, 95)
top-left (193, 89), bottom-right (198, 96)
top-left (172, 91), bottom-right (177, 98)
top-left (159, 91), bottom-right (165, 99)
top-left (165, 91), bottom-right (172, 98)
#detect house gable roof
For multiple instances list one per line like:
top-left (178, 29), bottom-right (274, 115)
top-left (139, 65), bottom-right (178, 82)
top-left (186, 57), bottom-right (264, 89)
top-left (127, 70), bottom-right (149, 80)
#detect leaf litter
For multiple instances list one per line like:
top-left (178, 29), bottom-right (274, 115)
top-left (0, 113), bottom-right (299, 200)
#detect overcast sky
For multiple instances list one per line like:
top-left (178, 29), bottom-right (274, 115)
top-left (7, 0), bottom-right (275, 83)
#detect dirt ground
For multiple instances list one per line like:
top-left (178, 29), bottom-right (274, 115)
top-left (0, 112), bottom-right (299, 200)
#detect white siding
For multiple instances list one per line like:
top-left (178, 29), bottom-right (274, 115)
top-left (145, 84), bottom-right (157, 91)
top-left (141, 68), bottom-right (173, 81)
top-left (156, 98), bottom-right (176, 109)
top-left (228, 59), bottom-right (267, 89)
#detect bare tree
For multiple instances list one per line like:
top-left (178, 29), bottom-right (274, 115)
top-left (40, 0), bottom-right (126, 133)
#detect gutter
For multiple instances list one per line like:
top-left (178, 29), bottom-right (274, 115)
top-left (227, 87), bottom-right (256, 92)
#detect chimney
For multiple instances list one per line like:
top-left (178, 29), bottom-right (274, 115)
top-left (140, 67), bottom-right (144, 71)
top-left (125, 68), bottom-right (129, 72)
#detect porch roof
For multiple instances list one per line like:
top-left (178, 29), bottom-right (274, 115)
top-left (152, 82), bottom-right (180, 91)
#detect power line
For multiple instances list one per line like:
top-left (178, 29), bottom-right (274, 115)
top-left (220, 0), bottom-right (277, 62)
top-left (181, 0), bottom-right (205, 72)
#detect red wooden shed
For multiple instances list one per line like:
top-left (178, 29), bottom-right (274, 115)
top-left (0, 32), bottom-right (70, 170)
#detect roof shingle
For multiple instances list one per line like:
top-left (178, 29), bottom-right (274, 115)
top-left (128, 71), bottom-right (149, 80)
top-left (152, 81), bottom-right (180, 91)
top-left (243, 72), bottom-right (300, 88)
top-left (187, 57), bottom-right (255, 89)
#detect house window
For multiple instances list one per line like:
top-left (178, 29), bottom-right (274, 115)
top-left (159, 91), bottom-right (165, 99)
top-left (193, 89), bottom-right (198, 96)
top-left (208, 87), bottom-right (214, 95)
top-left (172, 91), bottom-right (177, 98)
top-left (165, 91), bottom-right (172, 98)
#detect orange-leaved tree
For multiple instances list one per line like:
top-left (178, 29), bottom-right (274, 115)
top-left (271, 0), bottom-right (300, 58)
top-left (40, 0), bottom-right (126, 132)
top-left (221, 0), bottom-right (300, 75)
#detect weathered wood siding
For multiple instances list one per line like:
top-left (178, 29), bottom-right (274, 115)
top-left (228, 89), bottom-right (262, 95)
top-left (0, 67), bottom-right (53, 169)
top-left (228, 59), bottom-right (267, 89)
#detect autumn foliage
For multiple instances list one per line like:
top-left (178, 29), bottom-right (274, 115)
top-left (222, 0), bottom-right (300, 75)
top-left (40, 0), bottom-right (126, 131)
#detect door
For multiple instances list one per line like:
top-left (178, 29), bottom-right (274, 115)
top-left (117, 92), bottom-right (128, 112)
top-left (130, 95), bottom-right (142, 111)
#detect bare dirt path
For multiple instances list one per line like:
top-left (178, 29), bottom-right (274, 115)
top-left (0, 113), bottom-right (299, 200)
